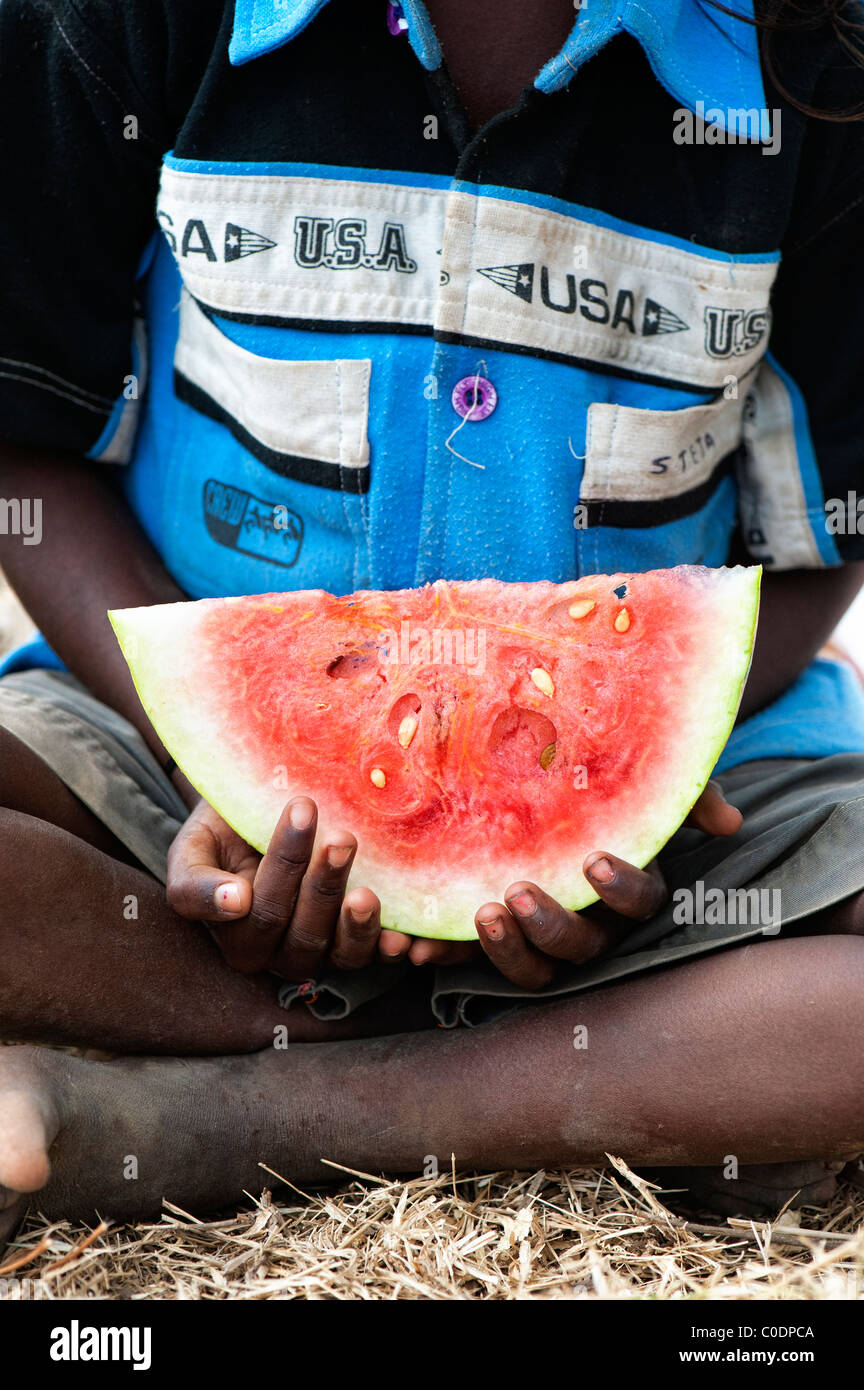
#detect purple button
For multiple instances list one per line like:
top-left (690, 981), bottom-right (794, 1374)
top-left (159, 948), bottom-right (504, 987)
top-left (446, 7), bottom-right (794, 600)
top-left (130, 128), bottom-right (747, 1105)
top-left (451, 375), bottom-right (498, 421)
top-left (386, 2), bottom-right (408, 37)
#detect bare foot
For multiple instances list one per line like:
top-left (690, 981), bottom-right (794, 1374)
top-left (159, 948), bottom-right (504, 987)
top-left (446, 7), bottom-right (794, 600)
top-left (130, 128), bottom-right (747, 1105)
top-left (0, 1035), bottom-right (411, 1226)
top-left (0, 1043), bottom-right (309, 1226)
top-left (640, 1159), bottom-right (854, 1219)
top-left (0, 1048), bottom-right (60, 1249)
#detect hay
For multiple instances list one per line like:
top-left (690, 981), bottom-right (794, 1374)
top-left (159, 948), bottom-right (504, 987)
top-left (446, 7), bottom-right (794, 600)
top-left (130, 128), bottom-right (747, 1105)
top-left (2, 1158), bottom-right (862, 1300)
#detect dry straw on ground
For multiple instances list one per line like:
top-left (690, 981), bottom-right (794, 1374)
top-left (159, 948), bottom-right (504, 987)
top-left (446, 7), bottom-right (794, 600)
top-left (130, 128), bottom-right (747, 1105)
top-left (2, 1158), bottom-right (862, 1301)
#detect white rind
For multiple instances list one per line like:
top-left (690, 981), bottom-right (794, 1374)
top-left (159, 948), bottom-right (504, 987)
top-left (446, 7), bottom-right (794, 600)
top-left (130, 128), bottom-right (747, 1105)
top-left (110, 566), bottom-right (761, 942)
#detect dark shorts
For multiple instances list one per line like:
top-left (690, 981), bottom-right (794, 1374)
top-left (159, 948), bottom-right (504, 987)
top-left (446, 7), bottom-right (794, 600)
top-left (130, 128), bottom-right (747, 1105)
top-left (4, 667), bottom-right (864, 1028)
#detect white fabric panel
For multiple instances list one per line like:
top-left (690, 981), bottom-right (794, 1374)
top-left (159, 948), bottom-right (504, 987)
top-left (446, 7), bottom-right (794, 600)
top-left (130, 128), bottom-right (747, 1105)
top-left (436, 190), bottom-right (777, 387)
top-left (737, 360), bottom-right (824, 569)
top-left (582, 392), bottom-right (746, 501)
top-left (158, 164), bottom-right (447, 327)
top-left (174, 292), bottom-right (370, 468)
top-left (159, 164), bottom-right (778, 390)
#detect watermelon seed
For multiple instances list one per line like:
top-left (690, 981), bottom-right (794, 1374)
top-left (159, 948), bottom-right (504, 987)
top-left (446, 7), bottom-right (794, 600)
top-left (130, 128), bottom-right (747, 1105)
top-left (530, 667), bottom-right (555, 698)
top-left (568, 599), bottom-right (595, 620)
top-left (370, 768), bottom-right (387, 788)
top-left (397, 714), bottom-right (419, 748)
top-left (540, 742), bottom-right (557, 770)
top-left (614, 608), bottom-right (631, 633)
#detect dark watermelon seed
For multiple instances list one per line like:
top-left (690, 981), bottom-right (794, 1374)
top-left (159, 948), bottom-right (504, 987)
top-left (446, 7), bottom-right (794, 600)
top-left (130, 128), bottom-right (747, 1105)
top-left (540, 743), bottom-right (557, 770)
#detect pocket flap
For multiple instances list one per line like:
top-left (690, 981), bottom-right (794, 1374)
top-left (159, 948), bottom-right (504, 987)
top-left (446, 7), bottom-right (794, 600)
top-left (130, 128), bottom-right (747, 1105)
top-left (583, 393), bottom-right (745, 507)
top-left (174, 293), bottom-right (370, 480)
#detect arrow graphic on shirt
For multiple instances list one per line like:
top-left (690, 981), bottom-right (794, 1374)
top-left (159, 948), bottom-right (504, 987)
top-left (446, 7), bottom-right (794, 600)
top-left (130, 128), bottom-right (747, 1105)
top-left (477, 262), bottom-right (535, 302)
top-left (224, 223), bottom-right (278, 262)
top-left (641, 298), bottom-right (690, 336)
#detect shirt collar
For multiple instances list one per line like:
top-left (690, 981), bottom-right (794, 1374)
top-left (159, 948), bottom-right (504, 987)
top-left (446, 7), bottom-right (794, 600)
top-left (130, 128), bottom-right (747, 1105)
top-left (229, 1), bottom-right (442, 68)
top-left (229, 0), bottom-right (768, 137)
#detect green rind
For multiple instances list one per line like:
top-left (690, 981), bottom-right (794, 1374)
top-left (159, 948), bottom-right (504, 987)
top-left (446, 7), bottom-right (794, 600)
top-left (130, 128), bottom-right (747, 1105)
top-left (107, 606), bottom-right (269, 851)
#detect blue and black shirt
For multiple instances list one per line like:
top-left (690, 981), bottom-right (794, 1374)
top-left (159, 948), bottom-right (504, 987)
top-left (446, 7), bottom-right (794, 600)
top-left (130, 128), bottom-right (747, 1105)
top-left (1, 0), bottom-right (864, 764)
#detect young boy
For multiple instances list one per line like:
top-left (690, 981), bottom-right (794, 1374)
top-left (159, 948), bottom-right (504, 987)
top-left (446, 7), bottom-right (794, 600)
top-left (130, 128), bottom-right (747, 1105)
top-left (1, 0), bottom-right (864, 1232)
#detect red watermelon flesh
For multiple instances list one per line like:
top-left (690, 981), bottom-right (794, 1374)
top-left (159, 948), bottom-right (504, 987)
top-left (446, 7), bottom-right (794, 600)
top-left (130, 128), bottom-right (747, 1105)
top-left (110, 566), bottom-right (760, 940)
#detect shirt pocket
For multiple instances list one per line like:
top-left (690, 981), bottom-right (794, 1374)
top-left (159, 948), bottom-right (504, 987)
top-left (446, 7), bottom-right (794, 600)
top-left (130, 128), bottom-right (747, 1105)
top-left (576, 392), bottom-right (746, 575)
top-left (164, 291), bottom-right (372, 595)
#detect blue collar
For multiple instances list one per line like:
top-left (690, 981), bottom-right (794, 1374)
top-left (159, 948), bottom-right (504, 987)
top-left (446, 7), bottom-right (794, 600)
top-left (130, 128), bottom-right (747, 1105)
top-left (229, 0), bottom-right (768, 136)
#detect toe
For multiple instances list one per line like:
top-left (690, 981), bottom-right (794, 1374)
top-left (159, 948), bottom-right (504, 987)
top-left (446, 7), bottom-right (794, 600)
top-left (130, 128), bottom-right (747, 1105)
top-left (0, 1088), bottom-right (52, 1194)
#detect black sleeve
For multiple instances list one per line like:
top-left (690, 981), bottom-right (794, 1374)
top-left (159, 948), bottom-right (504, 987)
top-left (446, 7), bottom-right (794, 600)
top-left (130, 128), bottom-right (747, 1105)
top-left (760, 20), bottom-right (864, 564)
top-left (0, 0), bottom-right (221, 457)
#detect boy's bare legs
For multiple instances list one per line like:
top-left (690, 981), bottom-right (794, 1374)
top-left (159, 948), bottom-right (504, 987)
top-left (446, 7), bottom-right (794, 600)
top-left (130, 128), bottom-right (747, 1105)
top-left (1, 934), bottom-right (863, 1224)
top-left (2, 725), bottom-right (863, 1221)
top-left (0, 730), bottom-right (434, 1053)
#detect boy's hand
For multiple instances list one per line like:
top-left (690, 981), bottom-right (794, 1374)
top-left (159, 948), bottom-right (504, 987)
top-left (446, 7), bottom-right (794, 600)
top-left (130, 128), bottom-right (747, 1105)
top-left (166, 796), bottom-right (472, 977)
top-left (473, 782), bottom-right (742, 989)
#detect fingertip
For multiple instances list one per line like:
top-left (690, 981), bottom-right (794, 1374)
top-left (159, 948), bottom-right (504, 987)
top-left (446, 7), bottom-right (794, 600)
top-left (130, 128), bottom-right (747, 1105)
top-left (408, 938), bottom-right (436, 965)
top-left (343, 885), bottom-right (380, 918)
top-left (409, 939), bottom-right (476, 966)
top-left (475, 904), bottom-right (508, 942)
top-left (696, 798), bottom-right (743, 836)
top-left (214, 879), bottom-right (249, 916)
top-left (583, 854), bottom-right (616, 885)
top-left (285, 796), bottom-right (316, 831)
top-left (343, 889), bottom-right (380, 934)
top-left (378, 928), bottom-right (411, 961)
top-left (327, 828), bottom-right (358, 850)
top-left (721, 803), bottom-right (744, 835)
top-left (326, 838), bottom-right (357, 869)
top-left (703, 781), bottom-right (742, 833)
top-left (502, 880), bottom-right (534, 902)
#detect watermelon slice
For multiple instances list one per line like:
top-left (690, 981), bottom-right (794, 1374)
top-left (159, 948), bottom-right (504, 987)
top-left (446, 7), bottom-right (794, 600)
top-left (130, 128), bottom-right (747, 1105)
top-left (110, 565), bottom-right (760, 940)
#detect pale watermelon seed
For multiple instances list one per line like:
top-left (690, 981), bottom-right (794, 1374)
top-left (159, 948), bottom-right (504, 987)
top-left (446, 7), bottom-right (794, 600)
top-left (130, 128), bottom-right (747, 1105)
top-left (568, 599), bottom-right (595, 620)
top-left (370, 768), bottom-right (387, 788)
top-left (614, 608), bottom-right (631, 632)
top-left (398, 714), bottom-right (419, 748)
top-left (531, 667), bottom-right (555, 697)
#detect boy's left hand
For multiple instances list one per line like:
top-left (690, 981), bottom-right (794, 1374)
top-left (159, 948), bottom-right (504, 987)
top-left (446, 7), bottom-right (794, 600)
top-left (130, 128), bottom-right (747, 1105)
top-left (471, 781), bottom-right (742, 988)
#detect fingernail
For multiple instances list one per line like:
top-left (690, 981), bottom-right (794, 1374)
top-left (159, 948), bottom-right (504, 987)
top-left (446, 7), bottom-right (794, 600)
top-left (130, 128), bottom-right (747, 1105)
top-left (507, 891), bottom-right (536, 917)
top-left (217, 883), bottom-right (243, 912)
top-left (327, 843), bottom-right (353, 869)
top-left (350, 906), bottom-right (373, 924)
top-left (586, 856), bottom-right (615, 884)
top-left (289, 798), bottom-right (315, 830)
top-left (477, 914), bottom-right (505, 940)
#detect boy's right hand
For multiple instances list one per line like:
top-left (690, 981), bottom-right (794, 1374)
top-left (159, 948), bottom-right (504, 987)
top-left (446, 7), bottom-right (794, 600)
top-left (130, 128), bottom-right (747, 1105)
top-left (167, 795), bottom-right (377, 978)
top-left (166, 796), bottom-right (473, 978)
